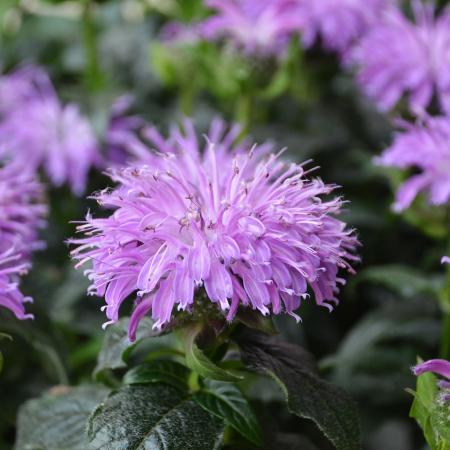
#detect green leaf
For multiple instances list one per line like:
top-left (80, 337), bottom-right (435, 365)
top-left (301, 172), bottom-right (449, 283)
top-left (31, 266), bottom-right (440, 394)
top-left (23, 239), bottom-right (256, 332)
top-left (194, 380), bottom-right (263, 446)
top-left (410, 370), bottom-right (439, 449)
top-left (236, 329), bottom-right (361, 450)
top-left (410, 367), bottom-right (450, 450)
top-left (179, 323), bottom-right (242, 382)
top-left (94, 317), bottom-right (161, 379)
top-left (323, 300), bottom-right (440, 403)
top-left (124, 360), bottom-right (190, 391)
top-left (354, 265), bottom-right (442, 298)
top-left (15, 385), bottom-right (109, 450)
top-left (87, 384), bottom-right (225, 450)
top-left (0, 311), bottom-right (68, 384)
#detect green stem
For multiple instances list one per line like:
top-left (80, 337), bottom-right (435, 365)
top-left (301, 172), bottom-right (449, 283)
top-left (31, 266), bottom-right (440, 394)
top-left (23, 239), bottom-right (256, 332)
top-left (235, 92), bottom-right (252, 135)
top-left (82, 0), bottom-right (104, 92)
top-left (188, 370), bottom-right (200, 392)
top-left (180, 84), bottom-right (194, 116)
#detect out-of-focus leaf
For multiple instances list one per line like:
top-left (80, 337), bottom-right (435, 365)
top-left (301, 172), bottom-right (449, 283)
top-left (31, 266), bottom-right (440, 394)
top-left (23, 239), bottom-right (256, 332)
top-left (403, 200), bottom-right (448, 239)
top-left (49, 267), bottom-right (89, 324)
top-left (178, 323), bottom-right (242, 382)
top-left (324, 300), bottom-right (440, 403)
top-left (176, 0), bottom-right (207, 20)
top-left (0, 0), bottom-right (16, 22)
top-left (124, 360), bottom-right (189, 391)
top-left (235, 329), bottom-right (361, 450)
top-left (0, 311), bottom-right (68, 384)
top-left (354, 265), bottom-right (442, 298)
top-left (194, 379), bottom-right (263, 446)
top-left (93, 317), bottom-right (161, 379)
top-left (87, 384), bottom-right (224, 450)
top-left (15, 385), bottom-right (109, 450)
top-left (151, 42), bottom-right (197, 88)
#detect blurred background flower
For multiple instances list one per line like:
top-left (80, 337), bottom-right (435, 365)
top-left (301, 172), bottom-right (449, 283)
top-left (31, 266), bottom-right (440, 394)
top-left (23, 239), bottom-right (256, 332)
top-left (351, 1), bottom-right (450, 114)
top-left (0, 161), bottom-right (46, 319)
top-left (0, 66), bottom-right (101, 195)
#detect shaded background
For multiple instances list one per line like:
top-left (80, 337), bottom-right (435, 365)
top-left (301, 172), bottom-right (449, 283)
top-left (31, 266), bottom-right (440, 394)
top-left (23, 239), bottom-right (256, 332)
top-left (0, 1), bottom-right (448, 448)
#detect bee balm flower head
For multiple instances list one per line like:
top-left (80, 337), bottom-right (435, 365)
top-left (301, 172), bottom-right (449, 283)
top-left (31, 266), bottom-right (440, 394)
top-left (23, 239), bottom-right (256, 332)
top-left (0, 66), bottom-right (100, 195)
top-left (376, 116), bottom-right (450, 212)
top-left (0, 161), bottom-right (47, 319)
top-left (71, 119), bottom-right (358, 340)
top-left (200, 0), bottom-right (302, 55)
top-left (352, 1), bottom-right (450, 114)
top-left (297, 0), bottom-right (390, 53)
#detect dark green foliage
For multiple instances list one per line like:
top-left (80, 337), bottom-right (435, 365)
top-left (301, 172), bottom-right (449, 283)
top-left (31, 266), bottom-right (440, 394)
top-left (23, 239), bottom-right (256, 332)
top-left (15, 385), bottom-right (109, 450)
top-left (87, 384), bottom-right (225, 450)
top-left (236, 329), bottom-right (361, 450)
top-left (194, 380), bottom-right (263, 446)
top-left (1, 1), bottom-right (448, 449)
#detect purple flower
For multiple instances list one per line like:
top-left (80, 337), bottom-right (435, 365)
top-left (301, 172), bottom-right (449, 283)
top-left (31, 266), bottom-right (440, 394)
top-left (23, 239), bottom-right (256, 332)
top-left (0, 65), bottom-right (53, 116)
top-left (0, 161), bottom-right (47, 319)
top-left (297, 0), bottom-right (389, 53)
top-left (351, 1), bottom-right (450, 114)
top-left (0, 248), bottom-right (34, 320)
top-left (159, 22), bottom-right (203, 45)
top-left (376, 116), bottom-right (450, 212)
top-left (0, 66), bottom-right (100, 195)
top-left (442, 256), bottom-right (450, 264)
top-left (200, 0), bottom-right (302, 55)
top-left (70, 119), bottom-right (358, 340)
top-left (105, 96), bottom-right (147, 167)
top-left (413, 359), bottom-right (450, 402)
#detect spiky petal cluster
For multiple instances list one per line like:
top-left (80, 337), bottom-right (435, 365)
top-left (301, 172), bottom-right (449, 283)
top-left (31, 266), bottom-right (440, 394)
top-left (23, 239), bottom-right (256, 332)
top-left (0, 66), bottom-right (100, 195)
top-left (0, 161), bottom-right (47, 319)
top-left (351, 2), bottom-right (450, 113)
top-left (413, 359), bottom-right (450, 402)
top-left (71, 119), bottom-right (358, 340)
top-left (200, 0), bottom-right (302, 55)
top-left (376, 116), bottom-right (450, 212)
top-left (297, 0), bottom-right (389, 53)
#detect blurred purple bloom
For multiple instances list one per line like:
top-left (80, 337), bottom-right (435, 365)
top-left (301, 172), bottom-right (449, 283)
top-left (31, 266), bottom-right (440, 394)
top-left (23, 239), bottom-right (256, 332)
top-left (0, 65), bottom-right (53, 116)
top-left (297, 0), bottom-right (389, 53)
top-left (442, 256), bottom-right (450, 264)
top-left (352, 2), bottom-right (450, 113)
top-left (160, 21), bottom-right (202, 45)
top-left (200, 0), bottom-right (302, 55)
top-left (0, 66), bottom-right (100, 195)
top-left (376, 116), bottom-right (450, 212)
top-left (0, 161), bottom-right (47, 319)
top-left (71, 119), bottom-right (358, 340)
top-left (105, 96), bottom-right (147, 167)
top-left (413, 359), bottom-right (450, 402)
top-left (0, 248), bottom-right (34, 320)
